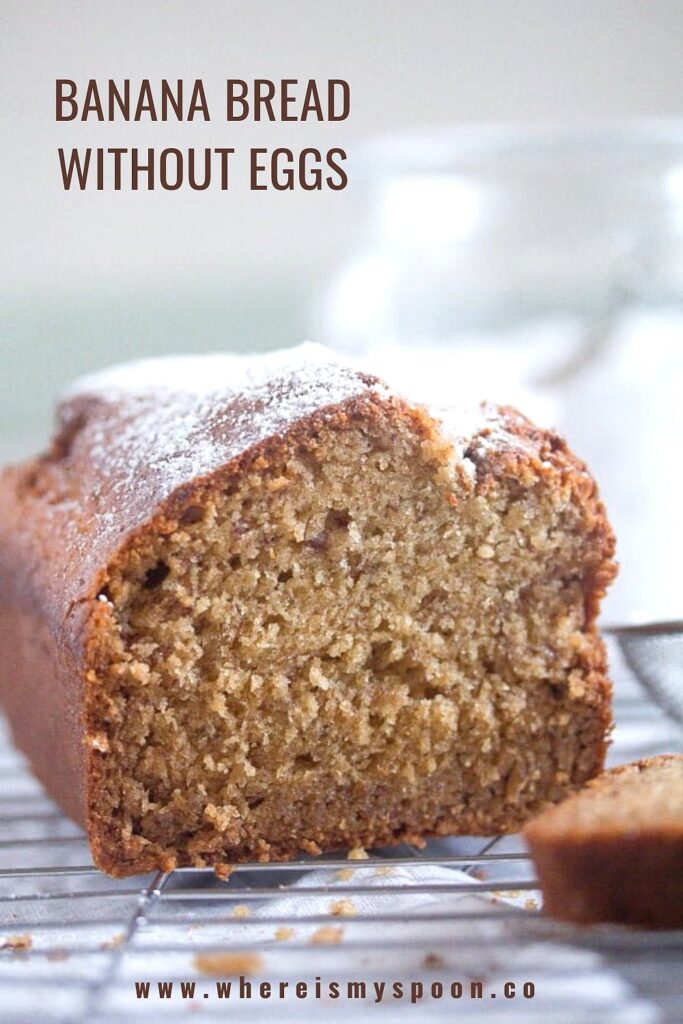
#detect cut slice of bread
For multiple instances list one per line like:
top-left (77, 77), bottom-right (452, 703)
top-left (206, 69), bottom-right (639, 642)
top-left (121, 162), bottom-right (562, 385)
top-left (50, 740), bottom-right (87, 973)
top-left (524, 754), bottom-right (683, 928)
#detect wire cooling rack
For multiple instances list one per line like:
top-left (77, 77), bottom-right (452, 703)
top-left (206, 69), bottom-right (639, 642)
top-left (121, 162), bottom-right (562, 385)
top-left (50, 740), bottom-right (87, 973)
top-left (0, 634), bottom-right (681, 1024)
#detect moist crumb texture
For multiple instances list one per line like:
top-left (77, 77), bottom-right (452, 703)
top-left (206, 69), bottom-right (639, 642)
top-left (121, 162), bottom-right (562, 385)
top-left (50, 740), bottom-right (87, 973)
top-left (0, 346), bottom-right (616, 876)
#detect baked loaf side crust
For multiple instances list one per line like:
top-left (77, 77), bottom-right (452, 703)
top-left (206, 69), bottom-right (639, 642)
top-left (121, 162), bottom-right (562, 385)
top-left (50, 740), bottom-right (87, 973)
top-left (0, 345), bottom-right (616, 876)
top-left (524, 754), bottom-right (683, 928)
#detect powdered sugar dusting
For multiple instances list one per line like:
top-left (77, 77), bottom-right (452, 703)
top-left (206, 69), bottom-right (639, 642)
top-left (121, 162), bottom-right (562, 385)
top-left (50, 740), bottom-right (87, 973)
top-left (65, 342), bottom-right (353, 402)
top-left (50, 345), bottom-right (390, 589)
top-left (62, 344), bottom-right (512, 550)
top-left (16, 343), bottom-right (522, 616)
top-left (66, 343), bottom-right (386, 510)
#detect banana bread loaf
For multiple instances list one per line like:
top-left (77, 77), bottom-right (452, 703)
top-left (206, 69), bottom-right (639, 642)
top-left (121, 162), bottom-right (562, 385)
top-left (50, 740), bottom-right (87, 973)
top-left (525, 754), bottom-right (683, 928)
top-left (0, 344), bottom-right (616, 876)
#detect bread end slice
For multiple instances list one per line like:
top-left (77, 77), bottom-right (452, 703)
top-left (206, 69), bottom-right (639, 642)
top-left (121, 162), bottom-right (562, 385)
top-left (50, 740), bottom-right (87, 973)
top-left (524, 754), bottom-right (683, 928)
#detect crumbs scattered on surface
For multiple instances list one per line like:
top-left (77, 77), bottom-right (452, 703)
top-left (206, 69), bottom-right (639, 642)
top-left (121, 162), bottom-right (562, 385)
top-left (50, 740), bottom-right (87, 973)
top-left (194, 952), bottom-right (263, 976)
top-left (310, 926), bottom-right (343, 945)
top-left (423, 953), bottom-right (445, 969)
top-left (347, 847), bottom-right (368, 861)
top-left (274, 927), bottom-right (295, 942)
top-left (329, 899), bottom-right (357, 918)
top-left (214, 864), bottom-right (235, 881)
top-left (232, 905), bottom-right (251, 919)
top-left (0, 934), bottom-right (32, 952)
top-left (100, 932), bottom-right (125, 950)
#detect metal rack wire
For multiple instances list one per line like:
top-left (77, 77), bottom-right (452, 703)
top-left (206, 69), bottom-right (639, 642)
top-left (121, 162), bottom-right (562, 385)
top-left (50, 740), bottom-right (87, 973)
top-left (1, 634), bottom-right (681, 1023)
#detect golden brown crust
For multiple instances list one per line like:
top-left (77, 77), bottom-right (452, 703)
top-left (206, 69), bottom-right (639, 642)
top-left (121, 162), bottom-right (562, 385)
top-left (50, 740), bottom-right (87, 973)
top-left (0, 351), bottom-right (617, 875)
top-left (524, 755), bottom-right (683, 928)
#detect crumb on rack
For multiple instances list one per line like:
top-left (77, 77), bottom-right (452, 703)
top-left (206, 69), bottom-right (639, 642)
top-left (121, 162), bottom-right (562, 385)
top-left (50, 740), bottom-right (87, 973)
top-left (274, 927), bottom-right (295, 941)
top-left (423, 953), bottom-right (445, 969)
top-left (100, 932), bottom-right (125, 950)
top-left (1, 934), bottom-right (33, 952)
top-left (194, 952), bottom-right (263, 976)
top-left (347, 847), bottom-right (368, 861)
top-left (336, 867), bottom-right (355, 881)
top-left (214, 864), bottom-right (235, 881)
top-left (329, 899), bottom-right (357, 917)
top-left (310, 926), bottom-right (343, 945)
top-left (232, 905), bottom-right (251, 919)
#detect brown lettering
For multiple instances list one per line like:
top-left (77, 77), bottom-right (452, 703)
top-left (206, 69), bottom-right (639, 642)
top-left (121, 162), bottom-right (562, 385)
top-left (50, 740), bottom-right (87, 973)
top-left (188, 80), bottom-right (210, 121)
top-left (159, 148), bottom-right (183, 189)
top-left (227, 80), bottom-right (249, 121)
top-left (254, 79), bottom-right (276, 121)
top-left (250, 148), bottom-right (268, 189)
top-left (301, 80), bottom-right (323, 120)
top-left (82, 80), bottom-right (104, 121)
top-left (56, 80), bottom-right (78, 121)
top-left (280, 79), bottom-right (297, 121)
top-left (328, 79), bottom-right (350, 121)
top-left (134, 80), bottom-right (156, 121)
top-left (58, 147), bottom-right (90, 188)
top-left (326, 148), bottom-right (347, 190)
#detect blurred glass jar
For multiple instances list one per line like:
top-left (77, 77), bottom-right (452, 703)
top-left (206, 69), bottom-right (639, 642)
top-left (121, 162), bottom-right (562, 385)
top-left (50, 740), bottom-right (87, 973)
top-left (319, 124), bottom-right (683, 624)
